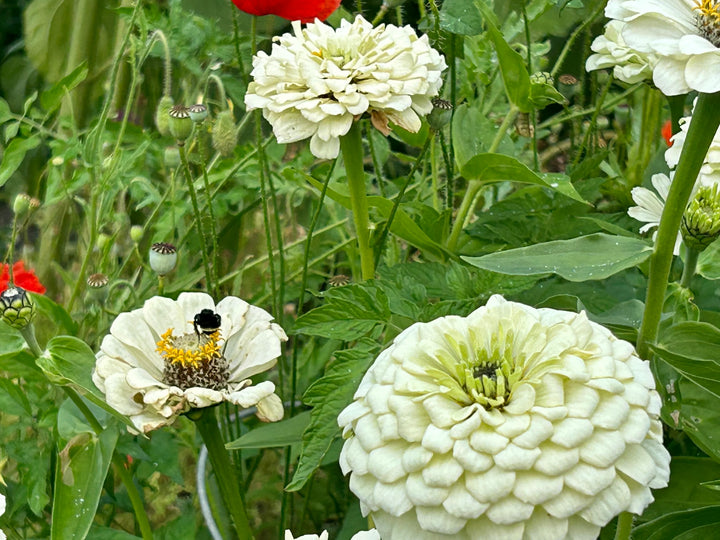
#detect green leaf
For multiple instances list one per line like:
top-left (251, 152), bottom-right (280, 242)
top-left (38, 336), bottom-right (134, 429)
top-left (33, 293), bottom-right (79, 335)
top-left (632, 505), bottom-right (720, 540)
top-left (460, 153), bottom-right (587, 203)
top-left (463, 233), bottom-right (652, 282)
top-left (439, 0), bottom-right (485, 35)
top-left (697, 238), bottom-right (720, 280)
top-left (653, 322), bottom-right (720, 399)
top-left (88, 526), bottom-right (140, 540)
top-left (51, 428), bottom-right (118, 540)
top-left (0, 377), bottom-right (33, 416)
top-left (41, 61), bottom-right (88, 114)
top-left (529, 79), bottom-right (568, 109)
top-left (0, 97), bottom-right (12, 124)
top-left (0, 135), bottom-right (42, 187)
top-left (294, 284), bottom-right (391, 340)
top-left (226, 411), bottom-right (311, 449)
top-left (286, 340), bottom-right (379, 491)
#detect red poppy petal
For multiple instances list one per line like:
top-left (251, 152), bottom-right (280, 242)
top-left (231, 0), bottom-right (340, 22)
top-left (0, 262), bottom-right (46, 294)
top-left (661, 119), bottom-right (673, 147)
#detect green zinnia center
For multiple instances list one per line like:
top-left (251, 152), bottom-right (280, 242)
top-left (460, 347), bottom-right (524, 409)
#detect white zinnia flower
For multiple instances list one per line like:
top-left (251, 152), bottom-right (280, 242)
top-left (93, 292), bottom-right (287, 433)
top-left (628, 173), bottom-right (684, 254)
top-left (284, 530), bottom-right (380, 540)
top-left (586, 20), bottom-right (657, 83)
top-left (245, 15), bottom-right (446, 159)
top-left (0, 492), bottom-right (5, 540)
top-left (605, 0), bottom-right (720, 95)
top-left (338, 296), bottom-right (670, 539)
top-left (665, 99), bottom-right (720, 183)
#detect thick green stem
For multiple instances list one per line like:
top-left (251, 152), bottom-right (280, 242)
top-left (194, 408), bottom-right (253, 539)
top-left (614, 512), bottom-right (633, 540)
top-left (680, 248), bottom-right (700, 289)
top-left (637, 92), bottom-right (720, 358)
top-left (341, 121), bottom-right (375, 280)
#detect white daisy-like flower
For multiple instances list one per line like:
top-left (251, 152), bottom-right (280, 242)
top-left (245, 15), bottom-right (446, 159)
top-left (665, 100), bottom-right (720, 182)
top-left (284, 530), bottom-right (380, 540)
top-left (92, 292), bottom-right (287, 433)
top-left (586, 20), bottom-right (657, 83)
top-left (338, 295), bottom-right (670, 539)
top-left (605, 0), bottom-right (720, 95)
top-left (628, 173), bottom-right (684, 254)
top-left (0, 492), bottom-right (5, 540)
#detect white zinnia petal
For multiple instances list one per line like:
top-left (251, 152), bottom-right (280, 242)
top-left (245, 15), bottom-right (446, 159)
top-left (627, 173), bottom-right (682, 254)
top-left (338, 295), bottom-right (670, 538)
top-left (93, 293), bottom-right (287, 433)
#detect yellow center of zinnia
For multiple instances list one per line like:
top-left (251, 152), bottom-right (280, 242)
top-left (156, 328), bottom-right (229, 390)
top-left (695, 0), bottom-right (720, 46)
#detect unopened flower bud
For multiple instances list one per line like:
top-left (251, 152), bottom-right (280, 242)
top-left (130, 225), bottom-right (143, 244)
top-left (164, 146), bottom-right (181, 168)
top-left (169, 105), bottom-right (193, 143)
top-left (97, 233), bottom-right (111, 251)
top-left (87, 273), bottom-right (109, 301)
top-left (1, 286), bottom-right (36, 329)
top-left (155, 95), bottom-right (174, 137)
top-left (427, 97), bottom-right (453, 132)
top-left (13, 193), bottom-right (32, 217)
top-left (682, 184), bottom-right (720, 251)
top-left (530, 71), bottom-right (553, 86)
top-left (188, 104), bottom-right (208, 123)
top-left (149, 242), bottom-right (177, 276)
top-left (212, 110), bottom-right (238, 157)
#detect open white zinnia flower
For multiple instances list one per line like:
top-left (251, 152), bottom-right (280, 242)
top-left (245, 15), bottom-right (446, 159)
top-left (665, 100), bottom-right (720, 183)
top-left (628, 173), bottom-right (684, 254)
top-left (338, 295), bottom-right (670, 539)
top-left (0, 492), bottom-right (5, 540)
top-left (586, 20), bottom-right (656, 83)
top-left (605, 0), bottom-right (720, 95)
top-left (93, 292), bottom-right (287, 433)
top-left (284, 530), bottom-right (380, 540)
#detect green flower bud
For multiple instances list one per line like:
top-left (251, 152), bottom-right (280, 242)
top-left (155, 96), bottom-right (175, 137)
top-left (212, 110), bottom-right (238, 157)
top-left (169, 105), bottom-right (193, 143)
top-left (427, 97), bottom-right (453, 132)
top-left (149, 242), bottom-right (177, 276)
top-left (529, 71), bottom-right (554, 86)
top-left (130, 225), bottom-right (143, 244)
top-left (97, 233), bottom-right (111, 251)
top-left (1, 286), bottom-right (36, 329)
top-left (682, 184), bottom-right (720, 252)
top-left (188, 104), bottom-right (208, 123)
top-left (164, 146), bottom-right (181, 169)
top-left (529, 71), bottom-right (567, 109)
top-left (13, 193), bottom-right (32, 217)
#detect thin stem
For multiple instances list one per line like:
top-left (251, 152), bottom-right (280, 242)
top-left (197, 147), bottom-right (220, 298)
top-left (193, 408), bottom-right (254, 539)
top-left (550, 0), bottom-right (604, 78)
top-left (614, 512), bottom-right (633, 540)
top-left (637, 92), bottom-right (720, 358)
top-left (681, 248), bottom-right (700, 289)
top-left (447, 180), bottom-right (484, 251)
top-left (340, 121), bottom-right (374, 280)
top-left (489, 105), bottom-right (519, 154)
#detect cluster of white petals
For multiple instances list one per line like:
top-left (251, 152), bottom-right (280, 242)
top-left (0, 492), bottom-right (5, 540)
top-left (627, 173), bottom-right (684, 255)
top-left (93, 293), bottom-right (287, 433)
top-left (245, 15), bottom-right (446, 159)
top-left (604, 0), bottom-right (720, 95)
top-left (338, 296), bottom-right (670, 539)
top-left (586, 20), bottom-right (656, 83)
top-left (665, 102), bottom-right (720, 183)
top-left (284, 529), bottom-right (380, 540)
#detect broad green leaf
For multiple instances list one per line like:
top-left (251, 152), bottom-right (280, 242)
top-left (38, 336), bottom-right (134, 429)
top-left (632, 505), bottom-right (720, 540)
top-left (697, 238), bottom-right (720, 279)
top-left (529, 78), bottom-right (568, 109)
top-left (0, 135), bottom-right (42, 187)
top-left (294, 284), bottom-right (390, 340)
top-left (51, 428), bottom-right (118, 540)
top-left (0, 97), bottom-right (11, 124)
top-left (33, 293), bottom-right (79, 335)
top-left (226, 411), bottom-right (311, 449)
top-left (439, 0), bottom-right (484, 35)
top-left (460, 153), bottom-right (587, 203)
top-left (41, 61), bottom-right (89, 114)
top-left (665, 378), bottom-right (720, 462)
top-left (463, 233), bottom-right (652, 282)
top-left (0, 378), bottom-right (33, 416)
top-left (88, 526), bottom-right (140, 540)
top-left (286, 340), bottom-right (379, 491)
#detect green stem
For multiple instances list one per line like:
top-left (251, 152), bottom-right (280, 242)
top-left (550, 0), bottom-right (604, 78)
top-left (680, 248), bottom-right (700, 289)
top-left (340, 121), bottom-right (374, 280)
top-left (447, 180), bottom-right (484, 251)
top-left (194, 408), bottom-right (253, 539)
top-left (614, 512), bottom-right (633, 540)
top-left (637, 92), bottom-right (720, 358)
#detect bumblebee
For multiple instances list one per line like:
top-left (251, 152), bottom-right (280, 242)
top-left (193, 309), bottom-right (221, 336)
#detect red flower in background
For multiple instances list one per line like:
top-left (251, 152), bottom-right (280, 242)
top-left (662, 119), bottom-right (673, 147)
top-left (231, 0), bottom-right (341, 22)
top-left (0, 262), bottom-right (46, 294)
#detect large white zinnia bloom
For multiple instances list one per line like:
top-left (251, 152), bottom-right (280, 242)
top-left (245, 15), bottom-right (446, 159)
top-left (586, 20), bottom-right (656, 83)
top-left (605, 0), bottom-right (720, 95)
top-left (338, 296), bottom-right (670, 539)
top-left (93, 292), bottom-right (287, 433)
top-left (284, 530), bottom-right (380, 540)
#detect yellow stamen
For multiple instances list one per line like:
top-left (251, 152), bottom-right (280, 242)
top-left (156, 328), bottom-right (222, 368)
top-left (695, 0), bottom-right (720, 21)
top-left (311, 50), bottom-right (324, 58)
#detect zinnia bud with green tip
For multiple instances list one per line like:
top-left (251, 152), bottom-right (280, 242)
top-left (188, 104), bottom-right (208, 123)
top-left (169, 105), bottom-right (193, 143)
top-left (212, 110), bottom-right (238, 157)
top-left (149, 242), bottom-right (177, 276)
top-left (155, 95), bottom-right (174, 137)
top-left (682, 184), bottom-right (720, 251)
top-left (1, 286), bottom-right (36, 329)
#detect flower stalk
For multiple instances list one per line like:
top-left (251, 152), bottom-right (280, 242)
top-left (340, 122), bottom-right (375, 280)
top-left (637, 91), bottom-right (720, 358)
top-left (193, 407), bottom-right (254, 539)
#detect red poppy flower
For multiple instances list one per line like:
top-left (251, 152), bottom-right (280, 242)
top-left (661, 119), bottom-right (673, 147)
top-left (231, 0), bottom-right (341, 23)
top-left (0, 262), bottom-right (46, 294)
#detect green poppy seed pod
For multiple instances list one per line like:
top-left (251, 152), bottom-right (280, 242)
top-left (188, 104), bottom-right (208, 123)
top-left (682, 184), bottom-right (720, 252)
top-left (13, 193), bottom-right (32, 217)
top-left (212, 110), bottom-right (238, 157)
top-left (427, 97), bottom-right (453, 132)
top-left (130, 225), bottom-right (143, 244)
top-left (155, 96), bottom-right (175, 137)
top-left (87, 273), bottom-right (109, 301)
top-left (149, 242), bottom-right (177, 276)
top-left (1, 286), bottom-right (36, 329)
top-left (169, 105), bottom-right (193, 143)
top-left (164, 146), bottom-right (181, 168)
